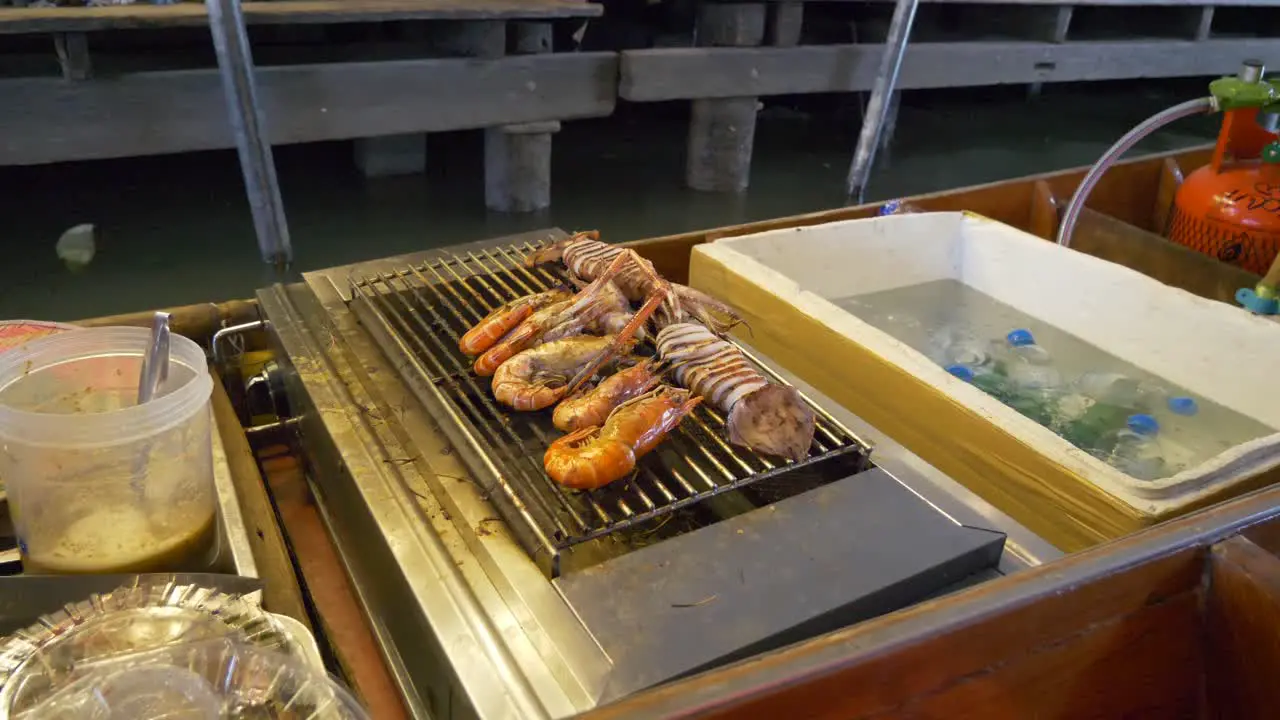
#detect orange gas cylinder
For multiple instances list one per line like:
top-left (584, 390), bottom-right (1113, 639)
top-left (1167, 108), bottom-right (1280, 274)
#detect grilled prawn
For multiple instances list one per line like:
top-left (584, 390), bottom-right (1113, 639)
top-left (526, 231), bottom-right (742, 334)
top-left (492, 284), bottom-right (666, 411)
top-left (552, 357), bottom-right (665, 432)
top-left (544, 386), bottom-right (702, 490)
top-left (474, 249), bottom-right (661, 377)
top-left (493, 336), bottom-right (627, 412)
top-left (458, 287), bottom-right (571, 356)
top-left (655, 322), bottom-right (815, 461)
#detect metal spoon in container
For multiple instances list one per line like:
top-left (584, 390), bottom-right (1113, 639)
top-left (132, 312), bottom-right (171, 494)
top-left (137, 312), bottom-right (172, 405)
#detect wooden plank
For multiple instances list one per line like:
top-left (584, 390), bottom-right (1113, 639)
top-left (0, 0), bottom-right (600, 35)
top-left (1205, 535), bottom-right (1280, 719)
top-left (261, 450), bottom-right (411, 720)
top-left (1028, 179), bottom-right (1059, 239)
top-left (620, 38), bottom-right (1280, 101)
top-left (78, 298), bottom-right (260, 347)
top-left (1071, 207), bottom-right (1259, 306)
top-left (871, 593), bottom-right (1201, 720)
top-left (210, 375), bottom-right (313, 630)
top-left (0, 52), bottom-right (617, 166)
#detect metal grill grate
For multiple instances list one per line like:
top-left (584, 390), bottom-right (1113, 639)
top-left (347, 240), bottom-right (870, 576)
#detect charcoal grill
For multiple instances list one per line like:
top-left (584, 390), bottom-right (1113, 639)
top-left (255, 229), bottom-right (1042, 719)
top-left (345, 239), bottom-right (869, 576)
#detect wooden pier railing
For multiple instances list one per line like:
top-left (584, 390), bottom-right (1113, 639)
top-left (2, 0), bottom-right (1278, 208)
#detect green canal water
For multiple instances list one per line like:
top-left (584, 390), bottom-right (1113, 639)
top-left (0, 81), bottom-right (1216, 321)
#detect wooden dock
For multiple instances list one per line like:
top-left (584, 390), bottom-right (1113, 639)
top-left (2, 0), bottom-right (1279, 211)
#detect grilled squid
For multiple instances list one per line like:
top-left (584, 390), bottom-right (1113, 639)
top-left (528, 231), bottom-right (743, 334)
top-left (655, 323), bottom-right (815, 461)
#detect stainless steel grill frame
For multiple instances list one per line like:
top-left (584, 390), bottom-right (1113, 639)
top-left (346, 240), bottom-right (870, 577)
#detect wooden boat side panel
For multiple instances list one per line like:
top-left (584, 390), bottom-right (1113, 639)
top-left (584, 545), bottom-right (1206, 719)
top-left (1241, 514), bottom-right (1280, 557)
top-left (78, 298), bottom-right (260, 346)
top-left (875, 593), bottom-right (1201, 720)
top-left (1071, 208), bottom-right (1260, 306)
top-left (1205, 535), bottom-right (1280, 719)
top-left (624, 146), bottom-right (1213, 285)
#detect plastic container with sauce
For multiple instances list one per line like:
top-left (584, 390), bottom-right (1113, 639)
top-left (0, 327), bottom-right (217, 574)
top-left (0, 320), bottom-right (78, 498)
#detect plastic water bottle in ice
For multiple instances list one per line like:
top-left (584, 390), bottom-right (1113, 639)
top-left (1001, 329), bottom-right (1062, 392)
top-left (1075, 371), bottom-right (1199, 418)
top-left (945, 363), bottom-right (1010, 402)
top-left (1095, 413), bottom-right (1174, 481)
top-left (992, 329), bottom-right (1064, 426)
top-left (942, 334), bottom-right (997, 369)
top-left (1062, 373), bottom-right (1198, 450)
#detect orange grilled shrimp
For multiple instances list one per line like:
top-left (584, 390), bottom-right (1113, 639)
top-left (552, 358), bottom-right (664, 433)
top-left (493, 285), bottom-right (664, 411)
top-left (493, 336), bottom-right (622, 412)
top-left (458, 287), bottom-right (571, 356)
top-left (474, 249), bottom-right (668, 377)
top-left (544, 386), bottom-right (702, 491)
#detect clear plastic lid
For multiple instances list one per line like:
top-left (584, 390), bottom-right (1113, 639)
top-left (10, 637), bottom-right (369, 720)
top-left (0, 587), bottom-right (300, 714)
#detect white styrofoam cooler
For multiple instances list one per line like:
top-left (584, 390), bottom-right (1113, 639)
top-left (691, 211), bottom-right (1280, 520)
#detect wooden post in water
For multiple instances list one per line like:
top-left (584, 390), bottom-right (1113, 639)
top-left (53, 32), bottom-right (92, 81)
top-left (485, 22), bottom-right (558, 212)
top-left (686, 3), bottom-right (766, 192)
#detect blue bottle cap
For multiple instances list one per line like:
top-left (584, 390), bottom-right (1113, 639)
top-left (945, 364), bottom-right (975, 382)
top-left (877, 200), bottom-right (903, 217)
top-left (1167, 396), bottom-right (1199, 416)
top-left (1006, 329), bottom-right (1035, 347)
top-left (1127, 413), bottom-right (1160, 436)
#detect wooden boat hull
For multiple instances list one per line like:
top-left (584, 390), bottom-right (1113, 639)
top-left (626, 143), bottom-right (1259, 308)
